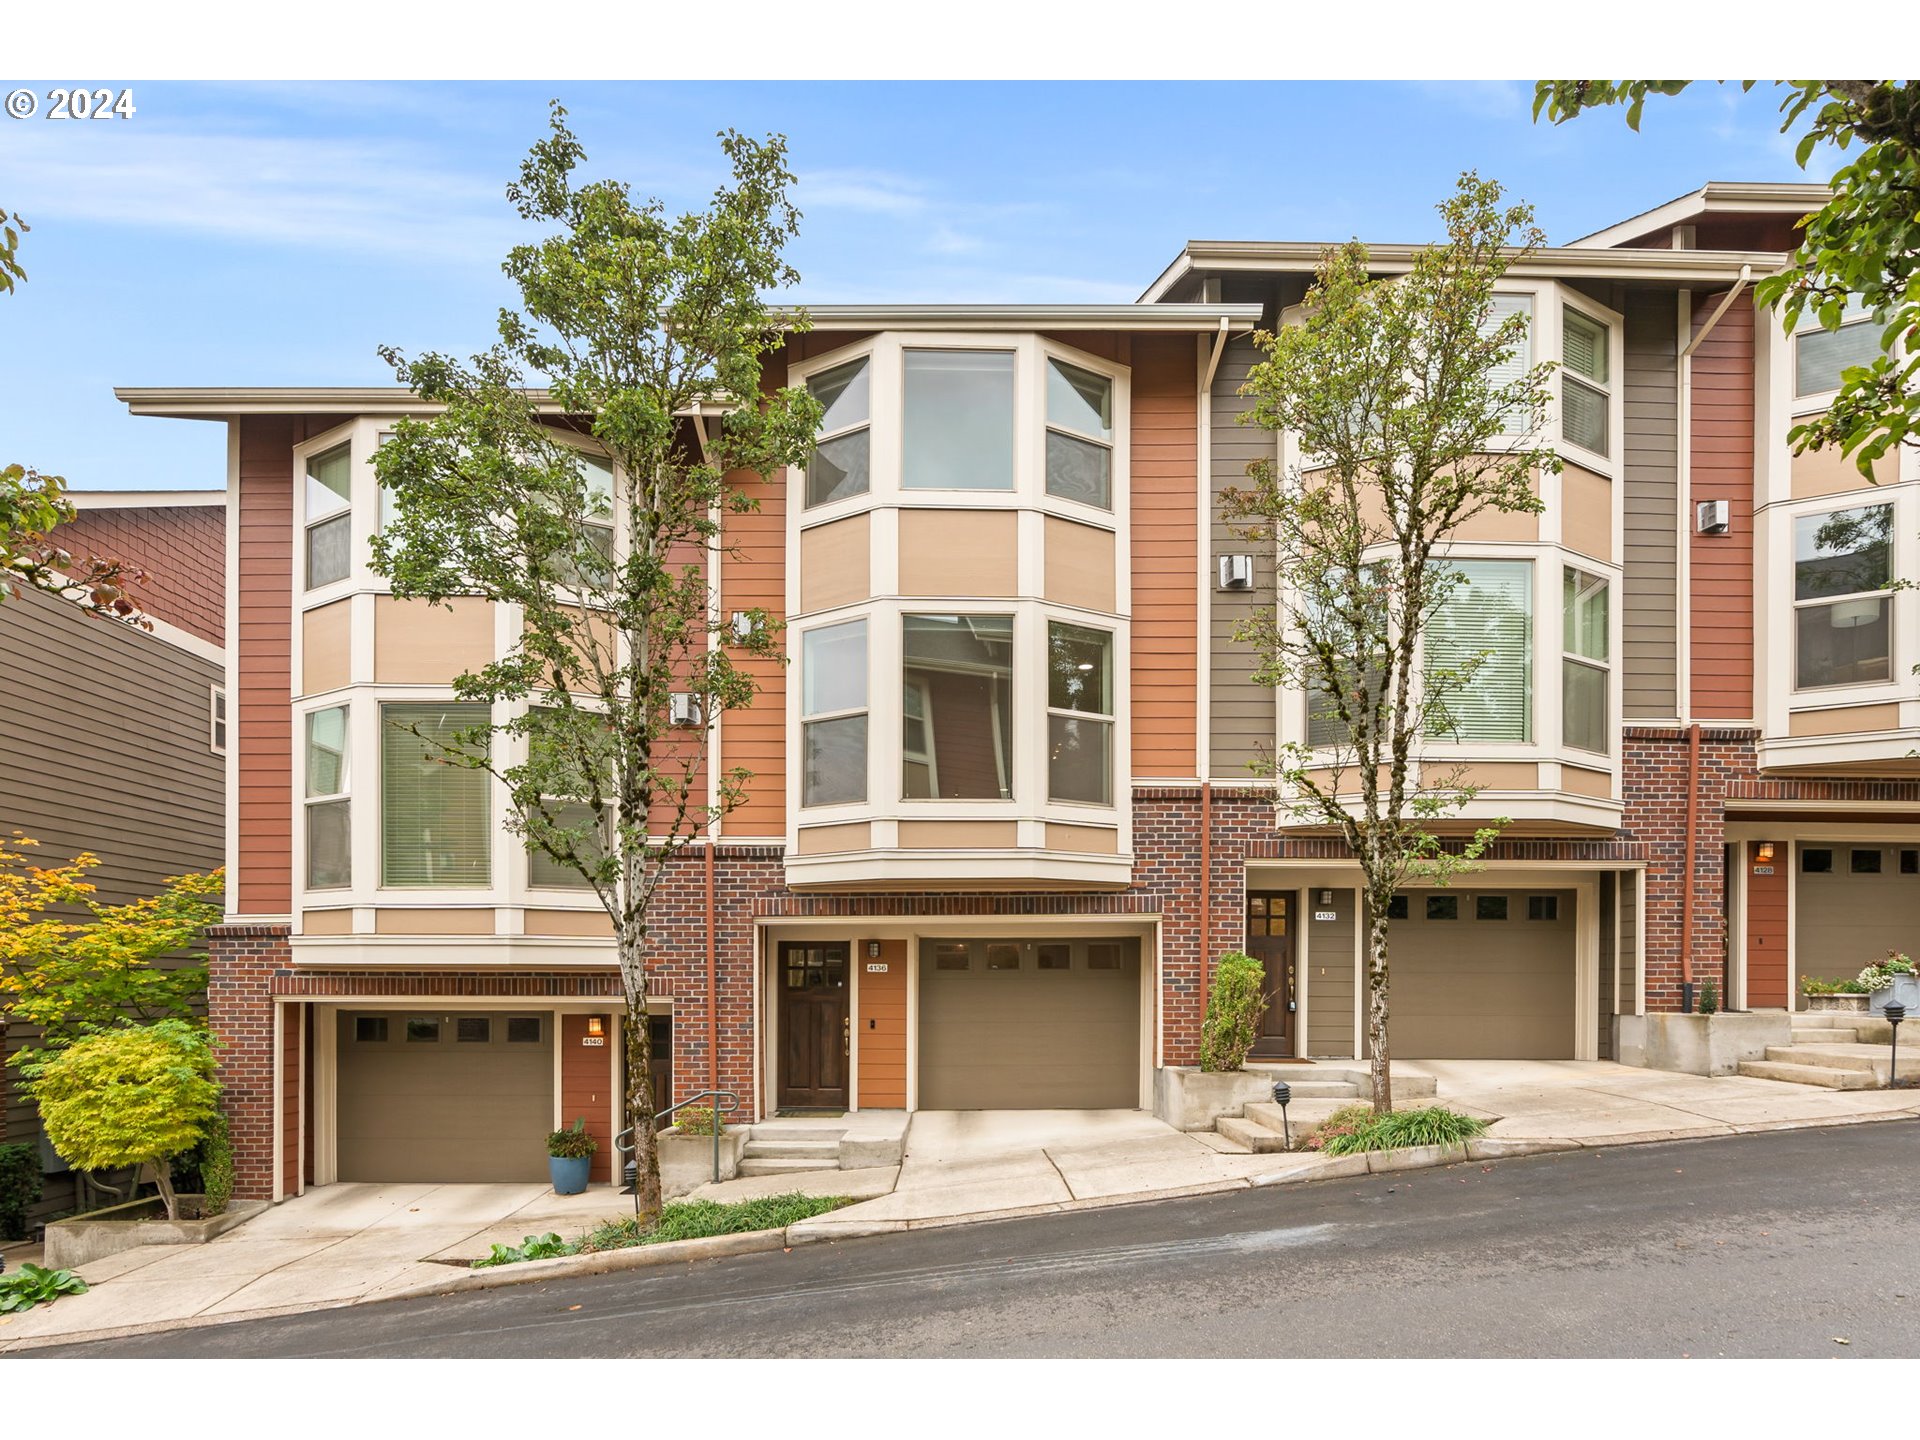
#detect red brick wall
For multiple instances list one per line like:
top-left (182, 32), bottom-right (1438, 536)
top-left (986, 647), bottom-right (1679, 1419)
top-left (207, 922), bottom-right (291, 1201)
top-left (57, 503), bottom-right (226, 645)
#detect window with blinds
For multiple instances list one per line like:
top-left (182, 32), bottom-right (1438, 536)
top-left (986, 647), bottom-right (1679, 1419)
top-left (1795, 317), bottom-right (1881, 399)
top-left (1562, 307), bottom-right (1611, 458)
top-left (381, 703), bottom-right (492, 887)
top-left (1482, 293), bottom-right (1533, 433)
top-left (1425, 560), bottom-right (1533, 743)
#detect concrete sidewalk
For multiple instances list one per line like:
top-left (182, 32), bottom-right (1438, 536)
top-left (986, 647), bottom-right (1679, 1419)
top-left (6, 1061), bottom-right (1920, 1351)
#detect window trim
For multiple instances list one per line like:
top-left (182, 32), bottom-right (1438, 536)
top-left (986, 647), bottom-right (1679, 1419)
top-left (799, 617), bottom-right (870, 810)
top-left (1558, 299), bottom-right (1616, 464)
top-left (1561, 565), bottom-right (1610, 756)
top-left (378, 700), bottom-right (494, 890)
top-left (803, 354), bottom-right (874, 510)
top-left (1792, 308), bottom-right (1878, 411)
top-left (1790, 500), bottom-right (1896, 694)
top-left (210, 684), bottom-right (228, 756)
top-left (304, 703), bottom-right (351, 891)
top-left (1045, 619), bottom-right (1116, 807)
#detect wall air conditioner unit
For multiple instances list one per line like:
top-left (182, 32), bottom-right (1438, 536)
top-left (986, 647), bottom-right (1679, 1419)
top-left (1695, 500), bottom-right (1730, 535)
top-left (1217, 554), bottom-right (1255, 591)
top-left (668, 693), bottom-right (703, 728)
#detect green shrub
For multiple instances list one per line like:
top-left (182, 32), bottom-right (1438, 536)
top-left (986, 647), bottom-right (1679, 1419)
top-left (546, 1117), bottom-right (597, 1159)
top-left (198, 1112), bottom-right (234, 1216)
top-left (1802, 976), bottom-right (1870, 996)
top-left (578, 1192), bottom-right (852, 1255)
top-left (1199, 950), bottom-right (1267, 1073)
top-left (0, 1142), bottom-right (41, 1241)
top-left (1318, 1106), bottom-right (1488, 1157)
top-left (1305, 1103), bottom-right (1376, 1153)
top-left (671, 1105), bottom-right (723, 1136)
top-left (472, 1232), bottom-right (574, 1269)
top-left (0, 1263), bottom-right (87, 1314)
top-left (1698, 978), bottom-right (1719, 1015)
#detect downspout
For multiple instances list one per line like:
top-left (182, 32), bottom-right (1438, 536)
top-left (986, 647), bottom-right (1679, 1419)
top-left (1681, 721), bottom-right (1700, 1009)
top-left (694, 407), bottom-right (720, 1094)
top-left (706, 830), bottom-right (717, 1093)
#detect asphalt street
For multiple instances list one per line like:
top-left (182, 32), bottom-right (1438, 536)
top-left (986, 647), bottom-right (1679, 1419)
top-left (22, 1121), bottom-right (1920, 1359)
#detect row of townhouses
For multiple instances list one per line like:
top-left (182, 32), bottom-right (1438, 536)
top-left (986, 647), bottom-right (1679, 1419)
top-left (109, 179), bottom-right (1919, 1201)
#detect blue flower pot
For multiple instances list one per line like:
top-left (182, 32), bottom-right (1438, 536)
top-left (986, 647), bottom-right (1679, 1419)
top-left (549, 1154), bottom-right (591, 1196)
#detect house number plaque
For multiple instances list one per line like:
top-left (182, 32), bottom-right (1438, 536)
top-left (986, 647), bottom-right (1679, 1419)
top-left (866, 963), bottom-right (889, 972)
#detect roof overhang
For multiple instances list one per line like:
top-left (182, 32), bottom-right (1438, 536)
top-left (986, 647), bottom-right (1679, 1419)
top-left (66, 488), bottom-right (225, 508)
top-left (114, 387), bottom-right (735, 422)
top-left (788, 302), bottom-right (1264, 332)
top-left (1139, 241), bottom-right (1785, 303)
top-left (1570, 181), bottom-right (1829, 248)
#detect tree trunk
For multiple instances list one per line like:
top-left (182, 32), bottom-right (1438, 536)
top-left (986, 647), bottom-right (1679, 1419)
top-left (623, 985), bottom-right (662, 1222)
top-left (149, 1155), bottom-right (180, 1222)
top-left (1367, 905), bottom-right (1394, 1115)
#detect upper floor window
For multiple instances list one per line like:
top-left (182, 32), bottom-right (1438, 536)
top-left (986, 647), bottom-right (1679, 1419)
top-left (1561, 308), bottom-right (1611, 458)
top-left (1794, 503), bottom-right (1893, 690)
top-left (1426, 560), bottom-right (1532, 743)
top-left (381, 702), bottom-right (491, 887)
top-left (1562, 567), bottom-right (1609, 754)
top-left (1795, 311), bottom-right (1880, 400)
top-left (1047, 622), bottom-right (1114, 804)
top-left (1045, 360), bottom-right (1114, 510)
top-left (210, 685), bottom-right (228, 756)
top-left (305, 705), bottom-right (350, 890)
top-left (1482, 294), bottom-right (1533, 433)
top-left (800, 619), bottom-right (868, 807)
top-left (805, 357), bottom-right (871, 507)
top-left (903, 350), bottom-right (1014, 492)
top-left (577, 452), bottom-right (615, 562)
top-left (902, 613), bottom-right (1013, 799)
top-left (305, 443), bottom-right (352, 588)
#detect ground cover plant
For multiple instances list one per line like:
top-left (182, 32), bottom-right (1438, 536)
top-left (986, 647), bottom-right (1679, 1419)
top-left (468, 1192), bottom-right (853, 1269)
top-left (1308, 1104), bottom-right (1488, 1156)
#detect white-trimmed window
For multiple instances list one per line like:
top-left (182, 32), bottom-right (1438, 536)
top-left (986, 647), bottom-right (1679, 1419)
top-left (902, 613), bottom-right (1013, 799)
top-left (524, 706), bottom-right (610, 889)
top-left (1047, 621), bottom-right (1113, 804)
top-left (210, 685), bottom-right (228, 756)
top-left (305, 705), bottom-right (350, 890)
top-left (902, 349), bottom-right (1015, 492)
top-left (1794, 503), bottom-right (1894, 690)
top-left (1483, 293), bottom-right (1533, 433)
top-left (1562, 567), bottom-right (1609, 754)
top-left (1795, 309), bottom-right (1880, 401)
top-left (1561, 307), bottom-right (1612, 458)
top-left (1045, 359), bottom-right (1114, 510)
top-left (577, 452), bottom-right (615, 563)
top-left (1426, 560), bottom-right (1533, 743)
top-left (305, 442), bottom-right (353, 588)
top-left (805, 356), bottom-right (871, 507)
top-left (380, 702), bottom-right (491, 887)
top-left (801, 619), bottom-right (868, 807)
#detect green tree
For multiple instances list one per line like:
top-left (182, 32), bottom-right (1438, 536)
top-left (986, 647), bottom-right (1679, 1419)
top-left (30, 1021), bottom-right (219, 1221)
top-left (1535, 81), bottom-right (1919, 475)
top-left (370, 105), bottom-right (818, 1219)
top-left (1220, 174), bottom-right (1556, 1113)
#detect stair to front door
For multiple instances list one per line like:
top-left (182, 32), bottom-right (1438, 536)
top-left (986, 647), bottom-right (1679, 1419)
top-left (738, 1124), bottom-right (847, 1177)
top-left (1207, 1064), bottom-right (1441, 1153)
top-left (1736, 1014), bottom-right (1920, 1089)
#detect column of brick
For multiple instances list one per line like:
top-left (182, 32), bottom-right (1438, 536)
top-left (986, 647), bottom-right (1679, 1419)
top-left (206, 922), bottom-right (288, 1200)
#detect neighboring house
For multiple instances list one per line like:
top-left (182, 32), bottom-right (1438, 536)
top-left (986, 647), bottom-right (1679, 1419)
top-left (117, 180), bottom-right (1920, 1203)
top-left (0, 490), bottom-right (226, 1222)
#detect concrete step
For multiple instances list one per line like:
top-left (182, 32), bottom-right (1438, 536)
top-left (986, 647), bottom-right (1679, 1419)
top-left (1245, 1098), bottom-right (1355, 1138)
top-left (750, 1124), bottom-right (847, 1142)
top-left (1737, 1059), bottom-right (1878, 1090)
top-left (741, 1139), bottom-right (841, 1160)
top-left (1216, 1115), bottom-right (1290, 1153)
top-left (1763, 1045), bottom-right (1882, 1074)
top-left (1266, 1079), bottom-right (1363, 1100)
top-left (1792, 1027), bottom-right (1858, 1044)
top-left (1291, 1066), bottom-right (1438, 1099)
top-left (737, 1156), bottom-right (843, 1176)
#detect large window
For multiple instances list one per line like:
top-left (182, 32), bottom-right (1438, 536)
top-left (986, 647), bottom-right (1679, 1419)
top-left (1562, 567), bottom-right (1609, 754)
top-left (806, 356), bottom-right (870, 507)
top-left (381, 703), bottom-right (491, 887)
top-left (1795, 503), bottom-right (1893, 689)
top-left (902, 614), bottom-right (1013, 799)
top-left (305, 706), bottom-right (350, 889)
top-left (527, 800), bottom-right (606, 888)
top-left (305, 443), bottom-right (352, 588)
top-left (1045, 359), bottom-right (1114, 509)
top-left (1796, 313), bottom-right (1881, 399)
top-left (1561, 307), bottom-right (1611, 457)
top-left (1426, 560), bottom-right (1533, 743)
top-left (903, 350), bottom-right (1014, 491)
top-left (577, 452), bottom-right (615, 563)
top-left (1482, 293), bottom-right (1533, 432)
top-left (1047, 622), bottom-right (1113, 804)
top-left (801, 619), bottom-right (868, 807)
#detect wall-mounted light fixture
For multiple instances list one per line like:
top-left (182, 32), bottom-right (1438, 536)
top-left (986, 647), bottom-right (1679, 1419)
top-left (1318, 889), bottom-right (1335, 906)
top-left (1756, 842), bottom-right (1775, 864)
top-left (586, 1015), bottom-right (605, 1038)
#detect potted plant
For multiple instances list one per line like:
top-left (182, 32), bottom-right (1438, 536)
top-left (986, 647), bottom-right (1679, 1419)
top-left (1859, 953), bottom-right (1920, 1016)
top-left (1801, 975), bottom-right (1870, 1013)
top-left (547, 1117), bottom-right (597, 1196)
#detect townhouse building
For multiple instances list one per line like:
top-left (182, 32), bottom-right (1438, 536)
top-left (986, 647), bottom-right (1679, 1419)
top-left (118, 180), bottom-right (1920, 1201)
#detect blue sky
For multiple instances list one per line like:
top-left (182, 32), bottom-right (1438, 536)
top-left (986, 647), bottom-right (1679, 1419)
top-left (0, 80), bottom-right (1809, 492)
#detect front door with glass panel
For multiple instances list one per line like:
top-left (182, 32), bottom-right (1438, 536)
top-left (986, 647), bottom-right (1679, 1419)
top-left (777, 942), bottom-right (850, 1109)
top-left (1247, 894), bottom-right (1296, 1058)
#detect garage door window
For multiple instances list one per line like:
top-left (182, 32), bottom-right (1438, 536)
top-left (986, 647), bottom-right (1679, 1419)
top-left (354, 1016), bottom-right (388, 1043)
top-left (986, 943), bottom-right (1021, 971)
top-left (457, 1018), bottom-right (491, 1043)
top-left (406, 1018), bottom-right (440, 1042)
top-left (1426, 895), bottom-right (1459, 920)
top-left (1476, 895), bottom-right (1509, 921)
top-left (932, 943), bottom-right (969, 971)
top-left (1037, 944), bottom-right (1071, 970)
top-left (1527, 895), bottom-right (1559, 921)
top-left (507, 1017), bottom-right (542, 1043)
top-left (1086, 943), bottom-right (1122, 970)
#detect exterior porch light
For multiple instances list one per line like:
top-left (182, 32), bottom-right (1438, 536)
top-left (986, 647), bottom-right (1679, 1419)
top-left (1756, 842), bottom-right (1775, 864)
top-left (1270, 1079), bottom-right (1292, 1150)
top-left (586, 1015), bottom-right (605, 1038)
top-left (1886, 1002), bottom-right (1906, 1089)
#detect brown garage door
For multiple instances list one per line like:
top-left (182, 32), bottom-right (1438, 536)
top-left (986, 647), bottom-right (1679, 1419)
top-left (337, 1011), bottom-right (553, 1182)
top-left (1383, 891), bottom-right (1576, 1059)
top-left (917, 937), bottom-right (1140, 1109)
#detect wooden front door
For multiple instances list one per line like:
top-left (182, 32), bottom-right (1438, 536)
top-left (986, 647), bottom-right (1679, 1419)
top-left (1247, 894), bottom-right (1295, 1058)
top-left (777, 942), bottom-right (850, 1109)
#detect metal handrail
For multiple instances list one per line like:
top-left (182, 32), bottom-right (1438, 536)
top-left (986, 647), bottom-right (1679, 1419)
top-left (615, 1090), bottom-right (740, 1214)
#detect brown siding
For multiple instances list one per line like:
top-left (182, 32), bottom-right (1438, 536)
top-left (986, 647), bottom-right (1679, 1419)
top-left (55, 502), bottom-right (226, 644)
top-left (720, 356), bottom-right (789, 837)
top-left (560, 1012), bottom-right (618, 1183)
top-left (1688, 298), bottom-right (1755, 719)
top-left (856, 938), bottom-right (907, 1109)
top-left (1210, 335), bottom-right (1276, 776)
top-left (1623, 290), bottom-right (1680, 718)
top-left (236, 416), bottom-right (297, 913)
top-left (1130, 333), bottom-right (1199, 778)
top-left (280, 1004), bottom-right (302, 1195)
top-left (1745, 841), bottom-right (1788, 1008)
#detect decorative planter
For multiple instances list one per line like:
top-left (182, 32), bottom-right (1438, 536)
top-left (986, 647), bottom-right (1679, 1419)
top-left (658, 1127), bottom-right (747, 1198)
top-left (43, 1194), bottom-right (266, 1270)
top-left (1152, 1066), bottom-right (1276, 1132)
top-left (1804, 992), bottom-right (1870, 1014)
top-left (548, 1154), bottom-right (591, 1196)
top-left (1870, 974), bottom-right (1920, 1015)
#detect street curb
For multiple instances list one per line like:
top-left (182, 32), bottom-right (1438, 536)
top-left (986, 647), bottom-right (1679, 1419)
top-left (378, 1226), bottom-right (798, 1302)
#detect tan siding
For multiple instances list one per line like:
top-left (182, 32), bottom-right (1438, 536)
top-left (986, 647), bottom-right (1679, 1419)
top-left (1788, 702), bottom-right (1903, 737)
top-left (302, 908), bottom-right (353, 935)
top-left (374, 596), bottom-right (495, 684)
top-left (793, 822), bottom-right (871, 855)
top-left (1562, 463), bottom-right (1614, 564)
top-left (1622, 292), bottom-right (1679, 718)
top-left (897, 820), bottom-right (1019, 848)
top-left (1560, 764), bottom-right (1613, 799)
top-left (1043, 515), bottom-right (1117, 613)
top-left (1209, 336), bottom-right (1276, 776)
top-left (798, 512), bottom-right (871, 614)
top-left (301, 598), bottom-right (351, 695)
top-left (1306, 891), bottom-right (1355, 1058)
top-left (1791, 442), bottom-right (1900, 499)
top-left (898, 509), bottom-right (1017, 596)
top-left (1130, 333), bottom-right (1199, 777)
top-left (373, 908), bottom-right (495, 935)
top-left (1045, 823), bottom-right (1120, 854)
top-left (524, 908), bottom-right (615, 937)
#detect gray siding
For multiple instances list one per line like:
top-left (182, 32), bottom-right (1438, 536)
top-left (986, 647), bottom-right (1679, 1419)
top-left (1623, 290), bottom-right (1680, 718)
top-left (1210, 335), bottom-right (1278, 777)
top-left (1620, 870), bottom-right (1640, 1015)
top-left (1598, 873), bottom-right (1616, 1060)
top-left (1305, 889), bottom-right (1357, 1058)
top-left (1, 585), bottom-right (224, 1220)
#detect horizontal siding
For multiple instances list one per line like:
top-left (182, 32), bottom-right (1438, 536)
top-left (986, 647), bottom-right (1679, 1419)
top-left (1130, 333), bottom-right (1199, 779)
top-left (720, 352), bottom-right (789, 837)
top-left (1306, 892), bottom-right (1356, 1058)
top-left (236, 415), bottom-right (295, 914)
top-left (1622, 290), bottom-right (1679, 719)
top-left (1688, 299), bottom-right (1756, 719)
top-left (1210, 336), bottom-right (1276, 777)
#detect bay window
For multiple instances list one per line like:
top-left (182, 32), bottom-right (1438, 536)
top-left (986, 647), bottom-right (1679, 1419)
top-left (1794, 503), bottom-right (1893, 689)
top-left (1047, 622), bottom-right (1113, 804)
top-left (1482, 293), bottom-right (1533, 433)
top-left (577, 452), bottom-right (615, 562)
top-left (1561, 567), bottom-right (1609, 753)
top-left (806, 356), bottom-right (871, 507)
top-left (527, 800), bottom-right (606, 888)
top-left (305, 705), bottom-right (350, 889)
top-left (903, 350), bottom-right (1015, 491)
top-left (305, 442), bottom-right (352, 588)
top-left (381, 703), bottom-right (491, 887)
top-left (524, 706), bottom-right (610, 888)
top-left (1795, 311), bottom-right (1880, 400)
top-left (801, 619), bottom-right (868, 807)
top-left (902, 614), bottom-right (1013, 799)
top-left (1425, 560), bottom-right (1533, 743)
top-left (1045, 359), bottom-right (1114, 509)
top-left (1561, 308), bottom-right (1611, 457)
